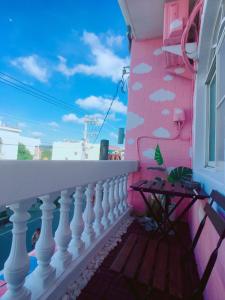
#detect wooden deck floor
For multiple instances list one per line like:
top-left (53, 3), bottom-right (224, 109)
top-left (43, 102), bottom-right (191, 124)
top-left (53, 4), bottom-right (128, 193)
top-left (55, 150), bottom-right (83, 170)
top-left (78, 220), bottom-right (200, 300)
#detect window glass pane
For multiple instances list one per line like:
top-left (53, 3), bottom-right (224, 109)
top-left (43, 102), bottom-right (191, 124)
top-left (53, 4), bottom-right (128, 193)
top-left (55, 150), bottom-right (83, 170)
top-left (209, 75), bottom-right (216, 162)
top-left (218, 32), bottom-right (225, 101)
top-left (216, 100), bottom-right (225, 164)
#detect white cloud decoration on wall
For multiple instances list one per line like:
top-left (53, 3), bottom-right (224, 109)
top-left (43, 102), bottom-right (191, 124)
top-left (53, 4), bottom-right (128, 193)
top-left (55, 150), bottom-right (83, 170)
top-left (153, 127), bottom-right (171, 138)
top-left (143, 148), bottom-right (155, 159)
top-left (126, 112), bottom-right (144, 131)
top-left (133, 63), bottom-right (152, 74)
top-left (127, 138), bottom-right (135, 145)
top-left (163, 75), bottom-right (173, 81)
top-left (170, 19), bottom-right (182, 31)
top-left (175, 67), bottom-right (185, 74)
top-left (161, 108), bottom-right (170, 116)
top-left (132, 81), bottom-right (143, 91)
top-left (149, 88), bottom-right (176, 102)
top-left (153, 48), bottom-right (163, 56)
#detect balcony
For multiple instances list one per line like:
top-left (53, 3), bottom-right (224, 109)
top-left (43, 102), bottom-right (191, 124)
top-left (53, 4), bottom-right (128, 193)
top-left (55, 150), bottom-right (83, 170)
top-left (0, 160), bottom-right (138, 299)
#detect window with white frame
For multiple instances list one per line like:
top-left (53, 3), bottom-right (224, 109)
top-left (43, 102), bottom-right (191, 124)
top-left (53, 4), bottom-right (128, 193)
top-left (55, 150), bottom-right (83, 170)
top-left (206, 3), bottom-right (225, 169)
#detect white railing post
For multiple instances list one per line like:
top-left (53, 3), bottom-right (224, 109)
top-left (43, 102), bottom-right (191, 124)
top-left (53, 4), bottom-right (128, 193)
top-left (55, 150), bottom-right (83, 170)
top-left (69, 186), bottom-right (85, 258)
top-left (108, 178), bottom-right (116, 224)
top-left (118, 176), bottom-right (125, 214)
top-left (102, 180), bottom-right (110, 230)
top-left (83, 183), bottom-right (96, 246)
top-left (3, 201), bottom-right (32, 300)
top-left (30, 194), bottom-right (56, 288)
top-left (123, 174), bottom-right (129, 209)
top-left (93, 181), bottom-right (104, 237)
top-left (52, 190), bottom-right (72, 273)
top-left (114, 177), bottom-right (120, 218)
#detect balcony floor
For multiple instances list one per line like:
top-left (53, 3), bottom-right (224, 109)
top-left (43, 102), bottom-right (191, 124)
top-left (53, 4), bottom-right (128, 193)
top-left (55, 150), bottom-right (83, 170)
top-left (78, 220), bottom-right (200, 300)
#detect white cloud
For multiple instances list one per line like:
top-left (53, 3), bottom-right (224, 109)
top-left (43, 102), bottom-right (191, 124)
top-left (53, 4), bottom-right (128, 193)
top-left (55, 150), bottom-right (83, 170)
top-left (62, 113), bottom-right (84, 124)
top-left (163, 75), bottom-right (173, 81)
top-left (132, 81), bottom-right (143, 91)
top-left (149, 88), bottom-right (175, 102)
top-left (76, 95), bottom-right (127, 114)
top-left (127, 138), bottom-right (134, 145)
top-left (56, 31), bottom-right (129, 82)
top-left (161, 109), bottom-right (170, 116)
top-left (17, 122), bottom-right (26, 128)
top-left (48, 121), bottom-right (59, 128)
top-left (11, 55), bottom-right (49, 82)
top-left (143, 148), bottom-right (155, 159)
top-left (106, 34), bottom-right (123, 47)
top-left (133, 63), bottom-right (152, 74)
top-left (153, 127), bottom-right (171, 138)
top-left (110, 132), bottom-right (118, 139)
top-left (153, 48), bottom-right (163, 56)
top-left (31, 131), bottom-right (43, 138)
top-left (126, 112), bottom-right (144, 131)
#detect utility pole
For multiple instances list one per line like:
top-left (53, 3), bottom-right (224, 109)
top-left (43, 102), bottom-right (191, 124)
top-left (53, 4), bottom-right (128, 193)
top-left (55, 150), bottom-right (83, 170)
top-left (81, 117), bottom-right (99, 160)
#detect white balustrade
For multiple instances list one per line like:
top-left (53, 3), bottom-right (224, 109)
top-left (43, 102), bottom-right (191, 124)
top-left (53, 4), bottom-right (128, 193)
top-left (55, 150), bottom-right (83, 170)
top-left (3, 201), bottom-right (32, 300)
top-left (118, 176), bottom-right (125, 214)
top-left (114, 177), bottom-right (120, 218)
top-left (0, 160), bottom-right (138, 300)
top-left (31, 194), bottom-right (56, 289)
top-left (93, 181), bottom-right (104, 236)
top-left (123, 174), bottom-right (129, 209)
top-left (108, 178), bottom-right (116, 224)
top-left (69, 186), bottom-right (85, 258)
top-left (52, 190), bottom-right (72, 272)
top-left (83, 183), bottom-right (96, 246)
top-left (102, 180), bottom-right (110, 230)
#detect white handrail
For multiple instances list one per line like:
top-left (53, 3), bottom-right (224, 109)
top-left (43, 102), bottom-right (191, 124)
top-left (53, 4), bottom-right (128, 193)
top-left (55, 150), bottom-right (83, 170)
top-left (0, 160), bottom-right (138, 206)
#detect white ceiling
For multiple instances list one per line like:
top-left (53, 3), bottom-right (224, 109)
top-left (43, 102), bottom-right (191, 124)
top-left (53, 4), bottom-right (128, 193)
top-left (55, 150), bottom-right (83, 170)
top-left (118, 0), bottom-right (166, 40)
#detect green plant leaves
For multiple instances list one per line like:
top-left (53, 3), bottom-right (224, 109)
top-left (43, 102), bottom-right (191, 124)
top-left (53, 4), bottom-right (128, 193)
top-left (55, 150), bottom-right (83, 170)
top-left (154, 144), bottom-right (164, 166)
top-left (167, 167), bottom-right (192, 183)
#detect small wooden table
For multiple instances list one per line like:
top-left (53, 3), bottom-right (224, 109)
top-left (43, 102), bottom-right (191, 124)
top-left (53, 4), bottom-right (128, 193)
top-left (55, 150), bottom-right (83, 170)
top-left (131, 179), bottom-right (209, 245)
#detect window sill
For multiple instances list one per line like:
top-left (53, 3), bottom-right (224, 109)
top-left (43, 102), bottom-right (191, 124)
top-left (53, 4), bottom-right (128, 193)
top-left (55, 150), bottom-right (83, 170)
top-left (193, 167), bottom-right (225, 195)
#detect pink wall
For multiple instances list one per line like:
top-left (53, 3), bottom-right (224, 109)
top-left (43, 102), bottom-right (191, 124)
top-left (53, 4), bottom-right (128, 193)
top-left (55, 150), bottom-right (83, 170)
top-left (125, 38), bottom-right (193, 212)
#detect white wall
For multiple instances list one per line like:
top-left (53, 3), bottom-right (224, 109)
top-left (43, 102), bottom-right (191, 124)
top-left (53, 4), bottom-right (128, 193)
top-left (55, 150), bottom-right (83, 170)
top-left (52, 141), bottom-right (100, 160)
top-left (0, 126), bottom-right (21, 160)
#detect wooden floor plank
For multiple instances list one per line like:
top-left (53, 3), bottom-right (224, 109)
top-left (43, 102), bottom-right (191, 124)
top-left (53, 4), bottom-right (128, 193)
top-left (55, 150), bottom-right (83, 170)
top-left (169, 242), bottom-right (183, 299)
top-left (138, 238), bottom-right (159, 285)
top-left (110, 233), bottom-right (138, 273)
top-left (153, 240), bottom-right (169, 292)
top-left (123, 235), bottom-right (148, 279)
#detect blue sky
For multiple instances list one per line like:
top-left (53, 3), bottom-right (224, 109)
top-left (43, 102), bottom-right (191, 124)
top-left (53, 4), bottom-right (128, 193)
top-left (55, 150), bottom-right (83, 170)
top-left (0, 0), bottom-right (129, 145)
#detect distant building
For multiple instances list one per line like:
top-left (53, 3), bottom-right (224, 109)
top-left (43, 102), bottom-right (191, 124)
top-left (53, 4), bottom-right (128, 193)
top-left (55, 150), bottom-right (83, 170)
top-left (0, 122), bottom-right (41, 160)
top-left (0, 123), bottom-right (21, 159)
top-left (52, 140), bottom-right (100, 160)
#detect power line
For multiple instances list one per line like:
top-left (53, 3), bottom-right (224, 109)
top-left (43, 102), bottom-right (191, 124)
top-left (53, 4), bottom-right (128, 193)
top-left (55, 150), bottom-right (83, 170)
top-left (93, 67), bottom-right (128, 143)
top-left (0, 72), bottom-right (118, 131)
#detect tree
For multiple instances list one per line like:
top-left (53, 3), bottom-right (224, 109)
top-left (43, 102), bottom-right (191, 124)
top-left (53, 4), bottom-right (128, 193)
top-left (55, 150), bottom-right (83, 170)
top-left (17, 143), bottom-right (33, 160)
top-left (41, 148), bottom-right (52, 160)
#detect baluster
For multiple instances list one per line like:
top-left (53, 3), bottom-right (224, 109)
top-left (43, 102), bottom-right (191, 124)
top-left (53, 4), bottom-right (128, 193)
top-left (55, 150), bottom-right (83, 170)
top-left (93, 181), bottom-right (104, 237)
top-left (123, 174), bottom-right (129, 209)
top-left (29, 195), bottom-right (56, 288)
top-left (3, 201), bottom-right (32, 300)
top-left (69, 186), bottom-right (85, 258)
top-left (83, 183), bottom-right (96, 246)
top-left (102, 180), bottom-right (110, 230)
top-left (108, 178), bottom-right (116, 224)
top-left (118, 176), bottom-right (125, 214)
top-left (114, 177), bottom-right (120, 218)
top-left (52, 190), bottom-right (72, 272)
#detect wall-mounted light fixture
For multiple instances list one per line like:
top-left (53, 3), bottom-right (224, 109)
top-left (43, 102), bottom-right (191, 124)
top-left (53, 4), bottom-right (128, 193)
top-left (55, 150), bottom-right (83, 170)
top-left (173, 108), bottom-right (185, 129)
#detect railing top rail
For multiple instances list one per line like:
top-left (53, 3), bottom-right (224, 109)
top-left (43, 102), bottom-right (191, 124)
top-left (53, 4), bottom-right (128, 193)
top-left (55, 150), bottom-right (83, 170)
top-left (0, 160), bottom-right (138, 206)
